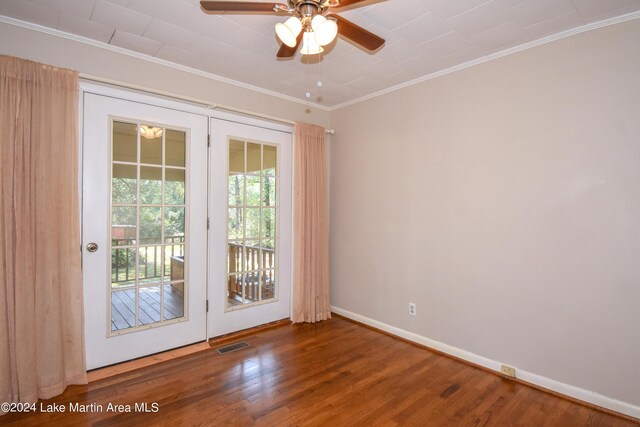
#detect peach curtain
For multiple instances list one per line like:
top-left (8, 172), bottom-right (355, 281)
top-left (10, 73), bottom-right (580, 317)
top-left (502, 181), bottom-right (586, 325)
top-left (0, 55), bottom-right (86, 411)
top-left (292, 122), bottom-right (331, 323)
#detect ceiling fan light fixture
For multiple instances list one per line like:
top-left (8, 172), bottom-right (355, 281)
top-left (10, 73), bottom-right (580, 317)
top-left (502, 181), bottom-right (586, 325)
top-left (275, 17), bottom-right (302, 48)
top-left (300, 31), bottom-right (324, 55)
top-left (140, 125), bottom-right (163, 139)
top-left (311, 15), bottom-right (338, 46)
top-left (200, 0), bottom-right (385, 59)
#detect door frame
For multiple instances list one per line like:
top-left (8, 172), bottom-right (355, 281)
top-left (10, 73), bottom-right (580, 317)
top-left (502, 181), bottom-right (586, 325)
top-left (79, 81), bottom-right (296, 354)
top-left (81, 87), bottom-right (209, 369)
top-left (208, 116), bottom-right (294, 337)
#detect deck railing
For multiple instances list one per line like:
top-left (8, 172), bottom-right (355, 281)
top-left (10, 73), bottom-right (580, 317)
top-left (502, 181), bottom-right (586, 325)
top-left (112, 237), bottom-right (275, 303)
top-left (228, 243), bottom-right (275, 302)
top-left (112, 235), bottom-right (185, 284)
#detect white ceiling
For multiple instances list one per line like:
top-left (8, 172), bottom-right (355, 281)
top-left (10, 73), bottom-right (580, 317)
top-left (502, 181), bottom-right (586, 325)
top-left (1, 0), bottom-right (640, 107)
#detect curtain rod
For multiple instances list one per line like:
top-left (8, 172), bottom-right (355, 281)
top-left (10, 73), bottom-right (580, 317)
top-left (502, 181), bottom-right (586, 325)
top-left (79, 74), bottom-right (335, 135)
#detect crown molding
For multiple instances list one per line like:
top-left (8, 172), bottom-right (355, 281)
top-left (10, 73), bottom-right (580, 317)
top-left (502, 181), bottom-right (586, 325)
top-left (2, 10), bottom-right (639, 112)
top-left (0, 15), bottom-right (332, 112)
top-left (329, 10), bottom-right (640, 111)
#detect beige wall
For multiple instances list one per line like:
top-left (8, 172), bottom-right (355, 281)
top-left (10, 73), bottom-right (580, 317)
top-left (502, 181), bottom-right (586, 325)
top-left (0, 21), bottom-right (330, 127)
top-left (329, 18), bottom-right (640, 408)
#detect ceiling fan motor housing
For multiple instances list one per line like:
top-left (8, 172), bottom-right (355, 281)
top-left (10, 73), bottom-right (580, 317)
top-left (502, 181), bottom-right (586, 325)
top-left (293, 0), bottom-right (326, 19)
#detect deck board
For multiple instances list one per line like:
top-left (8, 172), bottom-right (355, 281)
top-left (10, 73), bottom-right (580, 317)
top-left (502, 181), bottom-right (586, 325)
top-left (137, 287), bottom-right (161, 324)
top-left (110, 301), bottom-right (131, 331)
top-left (111, 286), bottom-right (184, 331)
top-left (111, 290), bottom-right (136, 330)
top-left (120, 288), bottom-right (154, 325)
top-left (161, 286), bottom-right (184, 319)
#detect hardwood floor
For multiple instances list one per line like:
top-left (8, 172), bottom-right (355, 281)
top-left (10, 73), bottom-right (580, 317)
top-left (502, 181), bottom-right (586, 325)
top-left (2, 317), bottom-right (637, 426)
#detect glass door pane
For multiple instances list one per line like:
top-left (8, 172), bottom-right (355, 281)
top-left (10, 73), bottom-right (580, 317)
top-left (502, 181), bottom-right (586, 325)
top-left (226, 139), bottom-right (278, 309)
top-left (110, 120), bottom-right (188, 333)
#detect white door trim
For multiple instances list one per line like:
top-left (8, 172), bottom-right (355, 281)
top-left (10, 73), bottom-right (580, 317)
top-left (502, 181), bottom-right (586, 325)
top-left (79, 81), bottom-right (296, 357)
top-left (80, 81), bottom-right (293, 134)
top-left (208, 118), bottom-right (293, 337)
top-left (82, 92), bottom-right (209, 369)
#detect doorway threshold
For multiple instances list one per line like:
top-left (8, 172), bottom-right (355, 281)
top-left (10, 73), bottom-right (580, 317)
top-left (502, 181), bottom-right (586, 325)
top-left (87, 341), bottom-right (210, 382)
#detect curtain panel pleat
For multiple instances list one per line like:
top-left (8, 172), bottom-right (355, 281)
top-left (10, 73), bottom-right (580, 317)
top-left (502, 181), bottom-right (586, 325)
top-left (0, 55), bottom-right (86, 412)
top-left (292, 122), bottom-right (331, 323)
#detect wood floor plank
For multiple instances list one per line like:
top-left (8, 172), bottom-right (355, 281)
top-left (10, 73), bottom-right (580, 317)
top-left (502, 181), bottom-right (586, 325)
top-left (2, 317), bottom-right (637, 426)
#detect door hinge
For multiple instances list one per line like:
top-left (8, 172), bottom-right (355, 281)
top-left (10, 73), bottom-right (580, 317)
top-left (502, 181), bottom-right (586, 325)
top-left (206, 300), bottom-right (209, 312)
top-left (207, 217), bottom-right (210, 229)
top-left (207, 134), bottom-right (210, 147)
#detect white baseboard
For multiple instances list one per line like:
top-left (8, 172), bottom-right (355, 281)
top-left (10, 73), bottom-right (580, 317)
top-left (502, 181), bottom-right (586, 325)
top-left (331, 306), bottom-right (640, 420)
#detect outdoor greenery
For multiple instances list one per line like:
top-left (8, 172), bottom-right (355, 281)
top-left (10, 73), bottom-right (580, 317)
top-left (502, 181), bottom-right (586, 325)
top-left (111, 169), bottom-right (186, 285)
top-left (227, 174), bottom-right (276, 240)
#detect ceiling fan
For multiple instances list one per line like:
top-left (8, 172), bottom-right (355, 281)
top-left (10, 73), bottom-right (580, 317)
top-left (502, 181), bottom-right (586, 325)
top-left (200, 0), bottom-right (385, 58)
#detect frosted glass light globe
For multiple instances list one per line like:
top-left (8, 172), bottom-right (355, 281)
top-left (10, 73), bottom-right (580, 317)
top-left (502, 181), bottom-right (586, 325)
top-left (275, 17), bottom-right (302, 47)
top-left (311, 15), bottom-right (338, 46)
top-left (300, 31), bottom-right (324, 55)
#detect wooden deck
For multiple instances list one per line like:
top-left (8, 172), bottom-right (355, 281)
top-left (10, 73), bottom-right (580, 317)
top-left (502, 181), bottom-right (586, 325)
top-left (2, 317), bottom-right (637, 426)
top-left (111, 286), bottom-right (184, 331)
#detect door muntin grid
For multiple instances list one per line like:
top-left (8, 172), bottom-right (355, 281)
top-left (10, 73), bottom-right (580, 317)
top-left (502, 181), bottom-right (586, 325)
top-left (226, 138), bottom-right (278, 310)
top-left (109, 119), bottom-right (189, 335)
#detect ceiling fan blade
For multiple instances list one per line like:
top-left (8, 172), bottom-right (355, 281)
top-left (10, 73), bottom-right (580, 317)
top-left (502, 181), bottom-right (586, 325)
top-left (330, 0), bottom-right (373, 8)
top-left (276, 32), bottom-right (304, 58)
top-left (200, 1), bottom-right (281, 13)
top-left (327, 14), bottom-right (385, 51)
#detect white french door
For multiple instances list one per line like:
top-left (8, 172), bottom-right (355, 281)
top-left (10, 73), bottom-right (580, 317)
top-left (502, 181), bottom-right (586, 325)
top-left (208, 117), bottom-right (293, 337)
top-left (82, 92), bottom-right (208, 369)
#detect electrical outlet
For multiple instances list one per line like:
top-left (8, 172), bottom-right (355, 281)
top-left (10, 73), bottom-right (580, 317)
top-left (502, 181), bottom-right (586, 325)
top-left (501, 364), bottom-right (516, 378)
top-left (409, 303), bottom-right (416, 316)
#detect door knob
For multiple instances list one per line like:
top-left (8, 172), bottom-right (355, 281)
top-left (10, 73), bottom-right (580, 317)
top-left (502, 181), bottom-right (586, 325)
top-left (86, 242), bottom-right (99, 253)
